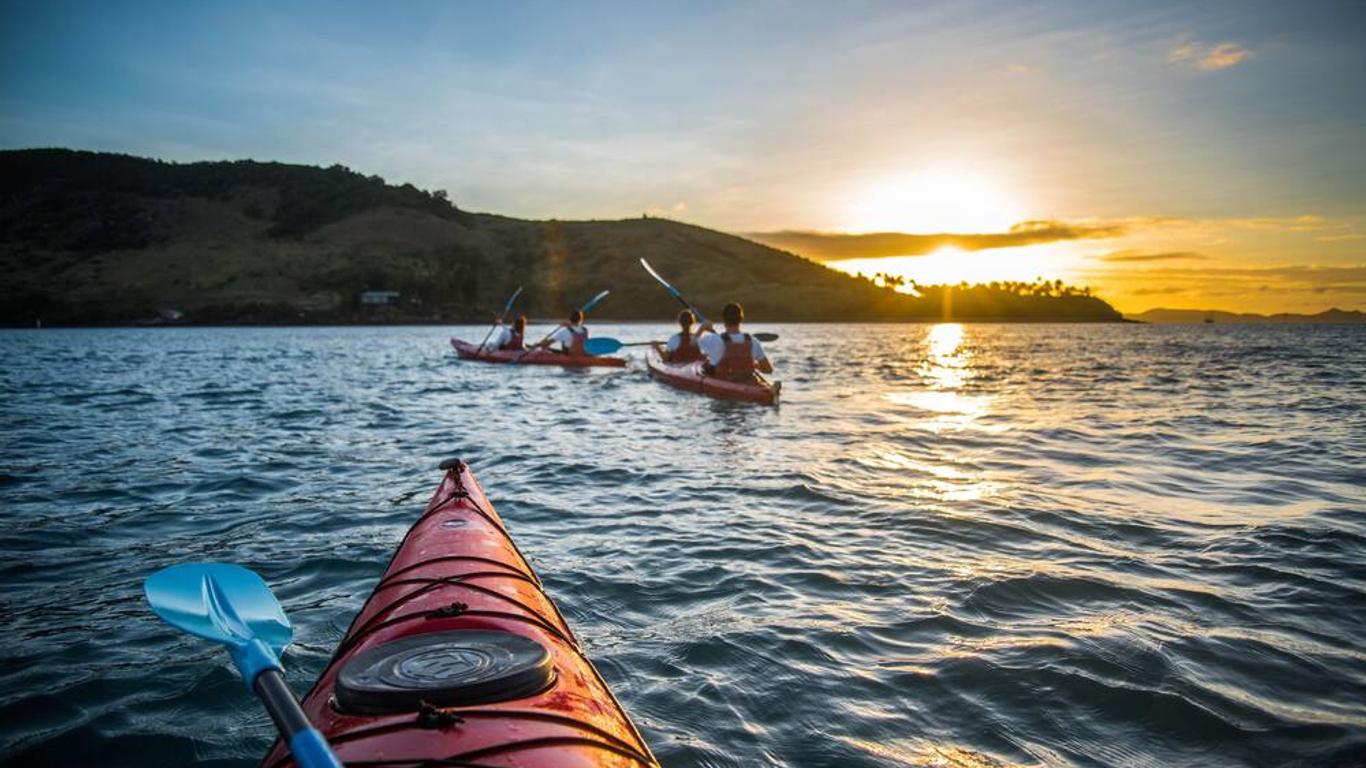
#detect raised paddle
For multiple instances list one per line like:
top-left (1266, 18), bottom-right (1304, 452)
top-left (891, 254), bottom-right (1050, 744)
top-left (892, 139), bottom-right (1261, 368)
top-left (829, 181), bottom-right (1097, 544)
top-left (517, 289), bottom-right (611, 361)
top-left (638, 258), bottom-right (779, 339)
top-left (475, 285), bottom-right (523, 354)
top-left (585, 334), bottom-right (779, 356)
top-left (144, 563), bottom-right (344, 768)
top-left (640, 258), bottom-right (708, 322)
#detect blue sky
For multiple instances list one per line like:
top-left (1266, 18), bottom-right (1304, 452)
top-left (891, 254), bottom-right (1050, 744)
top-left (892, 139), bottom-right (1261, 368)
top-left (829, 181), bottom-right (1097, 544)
top-left (3, 1), bottom-right (1364, 310)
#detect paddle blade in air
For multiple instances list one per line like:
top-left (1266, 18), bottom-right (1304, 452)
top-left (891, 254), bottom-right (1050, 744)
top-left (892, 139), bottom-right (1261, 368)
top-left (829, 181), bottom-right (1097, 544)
top-left (581, 289), bottom-right (611, 312)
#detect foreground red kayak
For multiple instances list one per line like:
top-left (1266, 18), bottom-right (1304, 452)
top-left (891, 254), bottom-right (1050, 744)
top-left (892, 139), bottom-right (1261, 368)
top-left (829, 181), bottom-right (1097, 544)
top-left (261, 459), bottom-right (658, 767)
top-left (451, 338), bottom-right (626, 368)
top-left (646, 349), bottom-right (780, 406)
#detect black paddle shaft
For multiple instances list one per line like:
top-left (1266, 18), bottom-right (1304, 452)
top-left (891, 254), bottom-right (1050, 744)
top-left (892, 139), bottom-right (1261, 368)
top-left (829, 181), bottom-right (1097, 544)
top-left (254, 668), bottom-right (313, 742)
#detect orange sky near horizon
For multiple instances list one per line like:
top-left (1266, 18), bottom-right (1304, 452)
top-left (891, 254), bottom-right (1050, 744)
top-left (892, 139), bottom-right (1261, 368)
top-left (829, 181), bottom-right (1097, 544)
top-left (798, 210), bottom-right (1366, 316)
top-left (746, 166), bottom-right (1366, 315)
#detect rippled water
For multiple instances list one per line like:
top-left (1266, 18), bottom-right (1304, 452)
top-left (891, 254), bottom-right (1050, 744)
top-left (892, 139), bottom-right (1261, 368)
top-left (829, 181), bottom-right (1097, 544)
top-left (2, 324), bottom-right (1364, 767)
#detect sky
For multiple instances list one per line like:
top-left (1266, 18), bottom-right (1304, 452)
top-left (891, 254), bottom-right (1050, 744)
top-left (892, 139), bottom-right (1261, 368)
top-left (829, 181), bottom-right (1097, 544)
top-left (3, 0), bottom-right (1364, 313)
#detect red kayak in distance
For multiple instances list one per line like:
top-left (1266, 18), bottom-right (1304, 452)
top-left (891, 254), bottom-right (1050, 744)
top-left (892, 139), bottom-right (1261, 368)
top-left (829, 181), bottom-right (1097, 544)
top-left (646, 349), bottom-right (780, 406)
top-left (451, 338), bottom-right (626, 368)
top-left (260, 459), bottom-right (658, 768)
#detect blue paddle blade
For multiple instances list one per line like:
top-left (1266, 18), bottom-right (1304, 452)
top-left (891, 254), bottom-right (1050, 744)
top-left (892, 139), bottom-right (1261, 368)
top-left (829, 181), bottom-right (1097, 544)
top-left (581, 289), bottom-right (611, 313)
top-left (641, 258), bottom-right (707, 322)
top-left (583, 337), bottom-right (622, 356)
top-left (639, 258), bottom-right (680, 299)
top-left (145, 563), bottom-right (292, 657)
top-left (503, 286), bottom-right (523, 314)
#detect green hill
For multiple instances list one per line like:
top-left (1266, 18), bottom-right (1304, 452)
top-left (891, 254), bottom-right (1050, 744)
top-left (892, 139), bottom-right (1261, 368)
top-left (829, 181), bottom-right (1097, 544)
top-left (1, 149), bottom-right (1124, 325)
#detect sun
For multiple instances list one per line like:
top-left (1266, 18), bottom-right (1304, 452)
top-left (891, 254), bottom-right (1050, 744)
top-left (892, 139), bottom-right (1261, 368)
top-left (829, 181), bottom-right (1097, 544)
top-left (844, 168), bottom-right (1020, 234)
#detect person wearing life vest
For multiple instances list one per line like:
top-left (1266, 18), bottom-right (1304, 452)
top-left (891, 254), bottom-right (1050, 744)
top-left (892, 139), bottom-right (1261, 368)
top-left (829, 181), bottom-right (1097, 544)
top-left (655, 309), bottom-right (702, 363)
top-left (485, 315), bottom-right (527, 352)
top-left (536, 308), bottom-right (590, 356)
top-left (698, 302), bottom-right (772, 381)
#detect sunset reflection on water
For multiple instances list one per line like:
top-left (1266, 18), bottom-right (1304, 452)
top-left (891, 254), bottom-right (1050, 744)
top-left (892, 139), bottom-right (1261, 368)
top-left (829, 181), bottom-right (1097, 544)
top-left (885, 324), bottom-right (993, 424)
top-left (861, 323), bottom-right (1000, 501)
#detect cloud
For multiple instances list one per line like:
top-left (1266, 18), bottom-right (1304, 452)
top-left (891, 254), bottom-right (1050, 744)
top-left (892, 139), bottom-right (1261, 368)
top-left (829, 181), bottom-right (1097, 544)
top-left (1318, 233), bottom-right (1366, 242)
top-left (1222, 214), bottom-right (1330, 231)
top-left (1093, 264), bottom-right (1366, 297)
top-left (1168, 41), bottom-right (1252, 71)
top-left (1118, 214), bottom-right (1345, 234)
top-left (1100, 250), bottom-right (1208, 263)
top-left (1131, 286), bottom-right (1188, 296)
top-left (746, 219), bottom-right (1127, 261)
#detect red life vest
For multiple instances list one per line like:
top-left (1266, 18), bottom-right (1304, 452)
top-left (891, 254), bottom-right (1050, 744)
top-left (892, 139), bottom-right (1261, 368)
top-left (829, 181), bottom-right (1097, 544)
top-left (505, 330), bottom-right (524, 351)
top-left (668, 331), bottom-right (701, 363)
top-left (564, 325), bottom-right (588, 356)
top-left (711, 332), bottom-right (756, 382)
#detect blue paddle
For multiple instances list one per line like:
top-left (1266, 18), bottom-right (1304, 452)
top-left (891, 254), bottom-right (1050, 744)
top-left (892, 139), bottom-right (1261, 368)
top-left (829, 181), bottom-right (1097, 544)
top-left (144, 563), bottom-right (343, 768)
top-left (475, 285), bottom-right (523, 354)
top-left (580, 289), bottom-right (612, 313)
top-left (585, 334), bottom-right (778, 356)
top-left (519, 289), bottom-right (611, 360)
top-left (640, 258), bottom-right (709, 323)
top-left (637, 258), bottom-right (779, 344)
top-left (584, 337), bottom-right (656, 355)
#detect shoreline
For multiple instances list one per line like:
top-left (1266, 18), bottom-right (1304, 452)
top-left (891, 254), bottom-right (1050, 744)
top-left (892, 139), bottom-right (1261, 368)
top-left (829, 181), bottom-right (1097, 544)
top-left (15, 319), bottom-right (1366, 329)
top-left (4, 317), bottom-right (1146, 330)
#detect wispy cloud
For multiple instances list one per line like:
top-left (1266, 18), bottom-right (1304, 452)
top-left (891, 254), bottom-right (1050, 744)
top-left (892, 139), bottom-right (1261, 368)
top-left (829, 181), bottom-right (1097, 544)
top-left (746, 220), bottom-right (1126, 261)
top-left (1131, 286), bottom-right (1188, 296)
top-left (1094, 264), bottom-right (1366, 298)
top-left (1224, 214), bottom-right (1329, 231)
top-left (1090, 261), bottom-right (1366, 313)
top-left (1101, 250), bottom-right (1208, 263)
top-left (1168, 41), bottom-right (1252, 71)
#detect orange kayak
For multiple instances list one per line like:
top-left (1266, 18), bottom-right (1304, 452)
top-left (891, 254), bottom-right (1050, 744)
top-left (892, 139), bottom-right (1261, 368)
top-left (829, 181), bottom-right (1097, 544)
top-left (261, 459), bottom-right (658, 767)
top-left (646, 349), bottom-right (780, 406)
top-left (451, 338), bottom-right (626, 367)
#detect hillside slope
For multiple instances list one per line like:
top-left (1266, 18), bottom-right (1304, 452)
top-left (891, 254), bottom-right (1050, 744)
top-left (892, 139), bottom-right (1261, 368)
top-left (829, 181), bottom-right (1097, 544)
top-left (1, 150), bottom-right (1123, 324)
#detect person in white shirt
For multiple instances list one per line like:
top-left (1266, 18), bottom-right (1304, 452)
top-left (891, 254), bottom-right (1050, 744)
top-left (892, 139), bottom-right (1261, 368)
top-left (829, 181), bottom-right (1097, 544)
top-left (698, 302), bottom-right (772, 381)
top-left (654, 309), bottom-right (703, 363)
top-left (535, 309), bottom-right (590, 355)
top-left (483, 315), bottom-right (527, 353)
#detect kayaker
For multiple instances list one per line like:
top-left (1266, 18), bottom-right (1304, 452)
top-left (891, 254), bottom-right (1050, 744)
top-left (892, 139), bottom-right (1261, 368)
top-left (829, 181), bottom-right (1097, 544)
top-left (698, 302), bottom-right (772, 381)
top-left (535, 308), bottom-right (590, 355)
top-left (656, 309), bottom-right (702, 363)
top-left (486, 315), bottom-right (527, 352)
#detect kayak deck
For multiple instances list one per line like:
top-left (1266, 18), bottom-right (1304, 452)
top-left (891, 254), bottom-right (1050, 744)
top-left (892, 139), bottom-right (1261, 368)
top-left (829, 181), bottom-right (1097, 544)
top-left (261, 460), bottom-right (657, 767)
top-left (646, 349), bottom-right (780, 406)
top-left (451, 337), bottom-right (626, 367)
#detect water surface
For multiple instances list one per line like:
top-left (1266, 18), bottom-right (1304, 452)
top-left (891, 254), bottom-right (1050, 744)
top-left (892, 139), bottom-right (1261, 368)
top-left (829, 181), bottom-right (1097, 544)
top-left (2, 324), bottom-right (1364, 767)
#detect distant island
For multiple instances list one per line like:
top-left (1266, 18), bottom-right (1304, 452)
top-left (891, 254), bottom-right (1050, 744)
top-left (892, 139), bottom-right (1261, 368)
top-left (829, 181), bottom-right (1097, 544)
top-left (1, 149), bottom-right (1125, 326)
top-left (1128, 308), bottom-right (1366, 324)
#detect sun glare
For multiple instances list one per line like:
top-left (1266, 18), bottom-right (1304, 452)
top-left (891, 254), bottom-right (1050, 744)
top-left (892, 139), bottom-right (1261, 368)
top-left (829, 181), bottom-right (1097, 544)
top-left (828, 242), bottom-right (1085, 290)
top-left (844, 169), bottom-right (1020, 234)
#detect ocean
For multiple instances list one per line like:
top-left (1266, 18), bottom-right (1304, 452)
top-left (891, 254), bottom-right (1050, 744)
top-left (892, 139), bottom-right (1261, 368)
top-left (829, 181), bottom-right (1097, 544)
top-left (2, 323), bottom-right (1363, 767)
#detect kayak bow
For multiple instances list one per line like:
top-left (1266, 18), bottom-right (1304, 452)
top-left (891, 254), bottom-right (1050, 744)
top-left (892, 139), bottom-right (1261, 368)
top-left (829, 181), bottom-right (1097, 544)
top-left (260, 459), bottom-right (658, 767)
